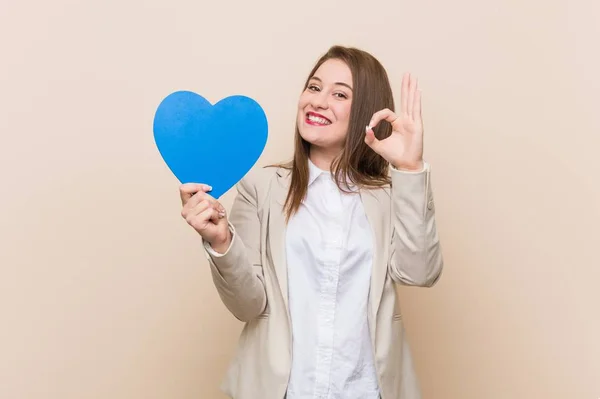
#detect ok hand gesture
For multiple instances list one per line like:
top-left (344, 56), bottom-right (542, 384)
top-left (365, 72), bottom-right (424, 171)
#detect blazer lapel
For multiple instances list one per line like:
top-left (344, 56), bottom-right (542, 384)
top-left (267, 167), bottom-right (290, 310)
top-left (360, 187), bottom-right (391, 331)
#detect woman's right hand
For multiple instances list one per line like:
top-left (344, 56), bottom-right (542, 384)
top-left (179, 183), bottom-right (232, 252)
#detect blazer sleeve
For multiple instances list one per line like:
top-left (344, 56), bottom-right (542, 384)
top-left (388, 163), bottom-right (444, 287)
top-left (201, 174), bottom-right (267, 322)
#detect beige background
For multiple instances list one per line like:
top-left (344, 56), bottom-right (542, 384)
top-left (1, 0), bottom-right (599, 398)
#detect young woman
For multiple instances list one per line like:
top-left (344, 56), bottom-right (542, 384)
top-left (179, 45), bottom-right (444, 399)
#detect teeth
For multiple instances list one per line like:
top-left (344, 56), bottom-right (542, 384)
top-left (308, 115), bottom-right (331, 125)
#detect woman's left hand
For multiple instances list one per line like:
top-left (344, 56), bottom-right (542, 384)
top-left (365, 72), bottom-right (424, 171)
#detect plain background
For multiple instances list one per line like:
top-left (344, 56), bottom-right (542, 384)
top-left (1, 0), bottom-right (599, 398)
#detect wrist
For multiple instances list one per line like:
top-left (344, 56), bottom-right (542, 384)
top-left (209, 231), bottom-right (232, 254)
top-left (392, 160), bottom-right (424, 171)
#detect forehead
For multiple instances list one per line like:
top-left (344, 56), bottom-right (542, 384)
top-left (311, 59), bottom-right (352, 85)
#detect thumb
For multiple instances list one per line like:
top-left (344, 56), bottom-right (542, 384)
top-left (365, 125), bottom-right (383, 152)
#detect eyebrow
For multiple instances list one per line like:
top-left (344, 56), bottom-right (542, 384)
top-left (310, 76), bottom-right (353, 91)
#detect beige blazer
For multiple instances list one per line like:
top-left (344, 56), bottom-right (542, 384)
top-left (202, 164), bottom-right (444, 399)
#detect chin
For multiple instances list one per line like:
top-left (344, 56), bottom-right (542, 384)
top-left (299, 133), bottom-right (339, 153)
top-left (296, 116), bottom-right (344, 150)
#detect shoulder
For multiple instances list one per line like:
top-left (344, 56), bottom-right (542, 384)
top-left (236, 164), bottom-right (288, 205)
top-left (239, 164), bottom-right (284, 191)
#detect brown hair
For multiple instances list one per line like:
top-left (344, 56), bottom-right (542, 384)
top-left (276, 45), bottom-right (395, 221)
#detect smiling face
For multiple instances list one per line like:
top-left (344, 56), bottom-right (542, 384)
top-left (284, 45), bottom-right (396, 220)
top-left (296, 58), bottom-right (353, 156)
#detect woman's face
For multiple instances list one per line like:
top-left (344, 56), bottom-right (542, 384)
top-left (296, 58), bottom-right (353, 154)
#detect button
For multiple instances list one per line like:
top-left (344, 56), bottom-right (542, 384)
top-left (427, 200), bottom-right (434, 210)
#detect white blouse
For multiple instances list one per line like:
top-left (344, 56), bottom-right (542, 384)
top-left (285, 160), bottom-right (379, 399)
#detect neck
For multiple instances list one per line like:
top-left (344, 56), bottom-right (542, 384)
top-left (308, 145), bottom-right (341, 171)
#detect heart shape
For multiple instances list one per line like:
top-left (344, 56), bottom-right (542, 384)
top-left (153, 91), bottom-right (268, 198)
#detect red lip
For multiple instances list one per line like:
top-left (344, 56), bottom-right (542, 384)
top-left (305, 111), bottom-right (332, 126)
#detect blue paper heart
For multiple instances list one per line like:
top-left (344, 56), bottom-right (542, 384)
top-left (153, 91), bottom-right (268, 198)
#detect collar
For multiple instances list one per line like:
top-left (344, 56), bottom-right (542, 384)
top-left (307, 158), bottom-right (327, 186)
top-left (307, 158), bottom-right (360, 192)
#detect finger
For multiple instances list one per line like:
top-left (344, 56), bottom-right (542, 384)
top-left (407, 75), bottom-right (417, 119)
top-left (199, 207), bottom-right (221, 225)
top-left (182, 198), bottom-right (209, 220)
top-left (190, 196), bottom-right (226, 218)
top-left (206, 197), bottom-right (225, 214)
top-left (368, 108), bottom-right (398, 130)
top-left (193, 204), bottom-right (220, 225)
top-left (189, 207), bottom-right (217, 230)
top-left (190, 199), bottom-right (212, 217)
top-left (185, 189), bottom-right (219, 211)
top-left (414, 89), bottom-right (422, 123)
top-left (179, 183), bottom-right (212, 204)
top-left (401, 72), bottom-right (410, 116)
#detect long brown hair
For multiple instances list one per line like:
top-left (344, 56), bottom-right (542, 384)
top-left (276, 45), bottom-right (395, 221)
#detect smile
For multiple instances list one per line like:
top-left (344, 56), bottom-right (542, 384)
top-left (306, 112), bottom-right (331, 126)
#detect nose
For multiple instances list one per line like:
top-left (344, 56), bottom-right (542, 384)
top-left (310, 90), bottom-right (329, 110)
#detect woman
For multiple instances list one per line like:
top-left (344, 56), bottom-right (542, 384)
top-left (179, 45), bottom-right (444, 399)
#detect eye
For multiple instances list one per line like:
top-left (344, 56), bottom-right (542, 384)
top-left (307, 84), bottom-right (320, 92)
top-left (334, 92), bottom-right (348, 99)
